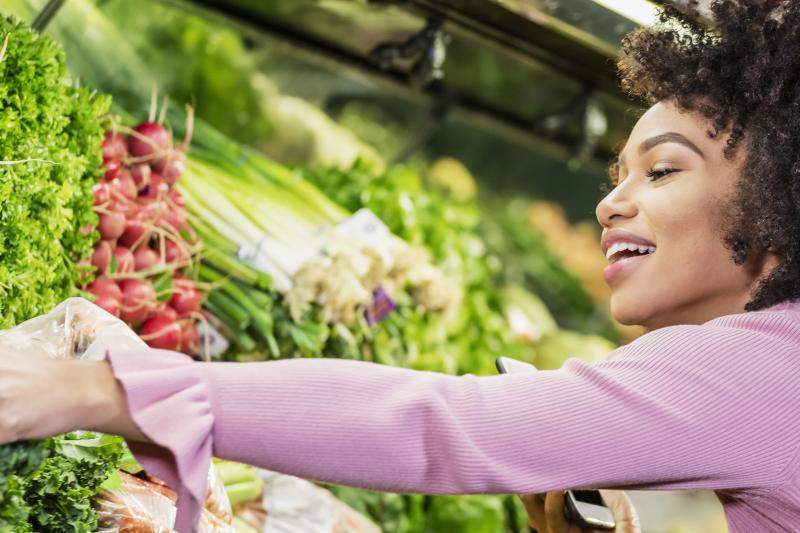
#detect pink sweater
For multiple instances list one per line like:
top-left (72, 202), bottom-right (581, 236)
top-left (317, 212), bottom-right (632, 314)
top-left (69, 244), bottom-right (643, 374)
top-left (107, 299), bottom-right (800, 532)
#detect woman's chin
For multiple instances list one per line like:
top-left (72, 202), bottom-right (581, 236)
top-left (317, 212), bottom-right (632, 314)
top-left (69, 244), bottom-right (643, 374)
top-left (609, 294), bottom-right (652, 327)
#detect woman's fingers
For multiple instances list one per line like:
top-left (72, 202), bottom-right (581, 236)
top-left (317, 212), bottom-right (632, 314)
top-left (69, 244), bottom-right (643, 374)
top-left (598, 489), bottom-right (642, 532)
top-left (544, 491), bottom-right (583, 533)
top-left (519, 493), bottom-right (547, 530)
top-left (520, 492), bottom-right (584, 533)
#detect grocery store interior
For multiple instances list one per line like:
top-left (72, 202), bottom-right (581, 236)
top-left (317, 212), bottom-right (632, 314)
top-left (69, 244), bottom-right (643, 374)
top-left (0, 0), bottom-right (731, 531)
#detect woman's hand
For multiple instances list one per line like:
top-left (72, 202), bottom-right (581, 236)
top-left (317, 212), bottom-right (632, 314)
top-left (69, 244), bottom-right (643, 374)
top-left (519, 490), bottom-right (641, 533)
top-left (0, 348), bottom-right (141, 444)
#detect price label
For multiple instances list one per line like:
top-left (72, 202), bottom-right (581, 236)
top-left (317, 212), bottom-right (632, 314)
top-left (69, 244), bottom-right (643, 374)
top-left (335, 208), bottom-right (390, 245)
top-left (197, 321), bottom-right (230, 359)
top-left (365, 287), bottom-right (396, 325)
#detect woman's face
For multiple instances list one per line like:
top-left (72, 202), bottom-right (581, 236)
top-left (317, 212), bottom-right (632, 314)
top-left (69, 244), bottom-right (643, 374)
top-left (596, 100), bottom-right (774, 330)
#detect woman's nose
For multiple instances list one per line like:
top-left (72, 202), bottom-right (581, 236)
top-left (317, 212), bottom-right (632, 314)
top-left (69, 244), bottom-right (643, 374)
top-left (596, 183), bottom-right (638, 227)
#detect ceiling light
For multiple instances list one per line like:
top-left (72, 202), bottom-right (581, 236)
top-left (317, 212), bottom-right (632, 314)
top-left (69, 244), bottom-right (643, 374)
top-left (590, 0), bottom-right (659, 26)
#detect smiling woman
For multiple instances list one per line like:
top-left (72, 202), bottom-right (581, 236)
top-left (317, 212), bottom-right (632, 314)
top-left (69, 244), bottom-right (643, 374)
top-left (597, 101), bottom-right (773, 330)
top-left (4, 2), bottom-right (800, 533)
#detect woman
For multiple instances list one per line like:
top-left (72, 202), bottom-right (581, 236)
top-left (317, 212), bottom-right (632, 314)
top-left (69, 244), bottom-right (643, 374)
top-left (2, 1), bottom-right (800, 532)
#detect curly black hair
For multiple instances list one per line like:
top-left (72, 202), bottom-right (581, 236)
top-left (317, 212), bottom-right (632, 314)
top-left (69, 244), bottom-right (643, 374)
top-left (616, 0), bottom-right (800, 311)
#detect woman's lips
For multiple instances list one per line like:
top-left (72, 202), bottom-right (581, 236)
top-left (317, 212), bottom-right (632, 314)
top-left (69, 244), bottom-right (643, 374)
top-left (603, 253), bottom-right (653, 285)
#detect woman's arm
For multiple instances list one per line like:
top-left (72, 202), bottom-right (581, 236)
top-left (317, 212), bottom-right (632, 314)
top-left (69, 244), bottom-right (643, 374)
top-left (5, 307), bottom-right (800, 531)
top-left (100, 308), bottom-right (800, 530)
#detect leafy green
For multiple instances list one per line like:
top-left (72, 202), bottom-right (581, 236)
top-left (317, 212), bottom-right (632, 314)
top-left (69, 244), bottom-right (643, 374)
top-left (478, 199), bottom-right (619, 341)
top-left (0, 15), bottom-right (108, 328)
top-left (0, 440), bottom-right (47, 530)
top-left (0, 434), bottom-right (123, 532)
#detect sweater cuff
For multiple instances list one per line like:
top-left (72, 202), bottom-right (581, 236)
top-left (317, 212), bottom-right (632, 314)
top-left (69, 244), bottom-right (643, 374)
top-left (105, 348), bottom-right (214, 533)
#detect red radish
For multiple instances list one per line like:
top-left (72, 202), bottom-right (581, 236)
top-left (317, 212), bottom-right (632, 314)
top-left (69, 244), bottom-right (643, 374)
top-left (165, 150), bottom-right (185, 183)
top-left (169, 278), bottom-right (201, 316)
top-left (93, 182), bottom-right (110, 206)
top-left (164, 205), bottom-right (187, 231)
top-left (129, 122), bottom-right (170, 159)
top-left (93, 294), bottom-right (121, 317)
top-left (119, 278), bottom-right (156, 326)
top-left (87, 276), bottom-right (122, 300)
top-left (130, 163), bottom-right (151, 191)
top-left (107, 172), bottom-right (137, 202)
top-left (102, 131), bottom-right (128, 162)
top-left (165, 238), bottom-right (189, 264)
top-left (98, 211), bottom-right (125, 241)
top-left (155, 149), bottom-right (185, 184)
top-left (118, 171), bottom-right (138, 200)
top-left (156, 305), bottom-right (178, 322)
top-left (140, 172), bottom-right (168, 200)
top-left (139, 313), bottom-right (182, 350)
top-left (80, 224), bottom-right (93, 236)
top-left (168, 188), bottom-right (186, 208)
top-left (180, 321), bottom-right (199, 354)
top-left (110, 199), bottom-right (139, 219)
top-left (103, 159), bottom-right (122, 181)
top-left (91, 241), bottom-right (113, 273)
top-left (112, 246), bottom-right (135, 273)
top-left (141, 198), bottom-right (168, 223)
top-left (119, 210), bottom-right (153, 249)
top-left (133, 246), bottom-right (161, 271)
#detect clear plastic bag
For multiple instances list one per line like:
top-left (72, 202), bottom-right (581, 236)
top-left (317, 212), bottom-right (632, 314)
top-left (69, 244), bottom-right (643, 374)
top-left (248, 471), bottom-right (381, 533)
top-left (206, 461), bottom-right (234, 523)
top-left (0, 297), bottom-right (145, 361)
top-left (199, 507), bottom-right (237, 533)
top-left (94, 471), bottom-right (178, 533)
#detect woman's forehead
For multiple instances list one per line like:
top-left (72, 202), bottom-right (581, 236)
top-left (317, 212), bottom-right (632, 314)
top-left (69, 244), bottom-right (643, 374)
top-left (618, 102), bottom-right (729, 163)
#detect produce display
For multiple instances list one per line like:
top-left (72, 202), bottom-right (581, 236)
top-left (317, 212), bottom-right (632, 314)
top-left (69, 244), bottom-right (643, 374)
top-left (0, 15), bottom-right (106, 328)
top-left (86, 107), bottom-right (204, 354)
top-left (177, 118), bottom-right (464, 364)
top-left (0, 3), bottom-right (634, 532)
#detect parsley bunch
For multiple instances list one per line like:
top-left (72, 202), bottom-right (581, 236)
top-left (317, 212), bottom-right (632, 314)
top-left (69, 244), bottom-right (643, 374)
top-left (0, 434), bottom-right (124, 532)
top-left (0, 15), bottom-right (108, 327)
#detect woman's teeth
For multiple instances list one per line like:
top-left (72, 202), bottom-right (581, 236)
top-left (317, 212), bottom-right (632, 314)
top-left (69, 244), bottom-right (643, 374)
top-left (605, 242), bottom-right (657, 262)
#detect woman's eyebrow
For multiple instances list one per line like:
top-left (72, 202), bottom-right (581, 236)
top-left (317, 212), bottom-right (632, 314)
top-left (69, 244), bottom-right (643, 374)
top-left (639, 132), bottom-right (705, 158)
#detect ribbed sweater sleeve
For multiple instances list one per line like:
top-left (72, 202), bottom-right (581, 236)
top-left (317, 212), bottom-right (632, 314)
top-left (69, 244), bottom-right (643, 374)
top-left (107, 306), bottom-right (800, 532)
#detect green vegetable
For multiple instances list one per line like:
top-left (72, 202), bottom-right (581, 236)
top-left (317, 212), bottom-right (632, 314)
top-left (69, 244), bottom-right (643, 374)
top-left (302, 162), bottom-right (527, 376)
top-left (425, 494), bottom-right (507, 533)
top-left (0, 15), bottom-right (108, 328)
top-left (535, 329), bottom-right (617, 370)
top-left (0, 434), bottom-right (123, 532)
top-left (0, 440), bottom-right (47, 530)
top-left (226, 480), bottom-right (264, 508)
top-left (479, 198), bottom-right (619, 340)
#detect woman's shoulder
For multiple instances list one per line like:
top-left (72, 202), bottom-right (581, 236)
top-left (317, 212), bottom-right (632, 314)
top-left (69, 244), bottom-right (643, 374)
top-left (604, 299), bottom-right (800, 369)
top-left (703, 298), bottom-right (800, 338)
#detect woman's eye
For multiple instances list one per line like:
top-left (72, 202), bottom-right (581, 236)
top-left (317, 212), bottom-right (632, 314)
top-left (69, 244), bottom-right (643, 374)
top-left (645, 167), bottom-right (679, 181)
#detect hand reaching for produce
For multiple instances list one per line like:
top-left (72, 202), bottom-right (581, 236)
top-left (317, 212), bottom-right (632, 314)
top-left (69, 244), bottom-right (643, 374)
top-left (0, 349), bottom-right (113, 444)
top-left (519, 490), bottom-right (640, 533)
top-left (0, 298), bottom-right (148, 445)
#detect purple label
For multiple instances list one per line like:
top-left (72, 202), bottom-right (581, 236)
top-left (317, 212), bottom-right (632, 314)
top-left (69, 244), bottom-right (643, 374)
top-left (365, 287), bottom-right (396, 325)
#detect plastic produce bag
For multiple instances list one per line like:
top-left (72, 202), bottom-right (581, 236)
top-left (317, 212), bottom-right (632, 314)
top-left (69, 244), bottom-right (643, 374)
top-left (203, 461), bottom-right (235, 530)
top-left (94, 464), bottom-right (238, 533)
top-left (244, 471), bottom-right (380, 533)
top-left (94, 471), bottom-right (178, 533)
top-left (0, 297), bottom-right (145, 361)
top-left (199, 507), bottom-right (237, 533)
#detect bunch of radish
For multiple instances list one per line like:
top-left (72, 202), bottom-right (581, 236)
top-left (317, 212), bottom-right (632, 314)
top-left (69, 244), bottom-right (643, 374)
top-left (86, 108), bottom-right (204, 355)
